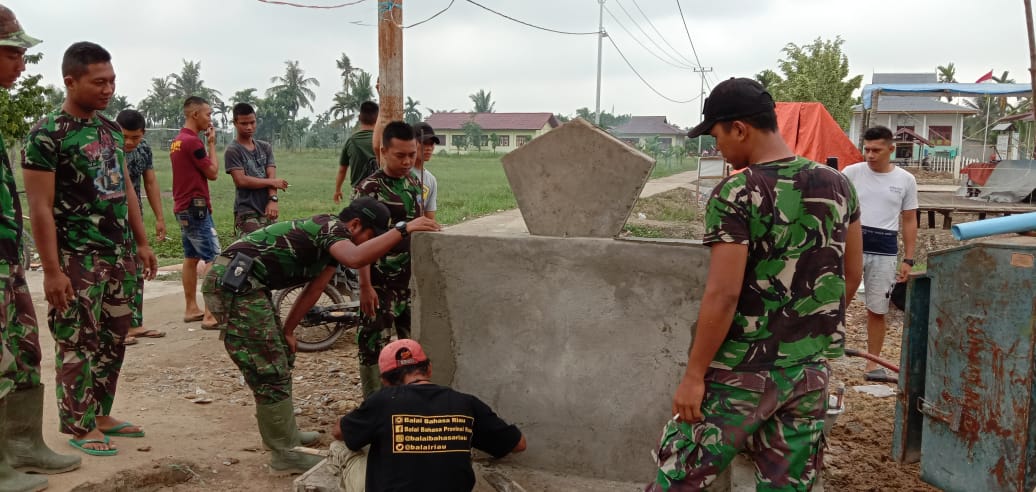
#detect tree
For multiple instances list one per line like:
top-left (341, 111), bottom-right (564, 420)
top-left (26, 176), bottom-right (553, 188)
top-left (102, 94), bottom-right (133, 119)
top-left (404, 96), bottom-right (422, 125)
top-left (754, 69), bottom-right (782, 91)
top-left (330, 69), bottom-right (374, 126)
top-left (489, 132), bottom-right (499, 153)
top-left (212, 99), bottom-right (230, 129)
top-left (231, 88), bottom-right (259, 106)
top-left (936, 63), bottom-right (957, 101)
top-left (170, 59), bottom-right (221, 103)
top-left (469, 89), bottom-right (495, 113)
top-left (766, 37), bottom-right (862, 130)
top-left (463, 120), bottom-right (484, 151)
top-left (138, 76), bottom-right (180, 127)
top-left (0, 53), bottom-right (53, 142)
top-left (336, 53), bottom-right (355, 89)
top-left (268, 60), bottom-right (320, 119)
top-left (574, 107), bottom-right (631, 130)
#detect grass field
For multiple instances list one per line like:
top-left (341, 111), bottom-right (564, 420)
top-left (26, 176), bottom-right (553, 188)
top-left (15, 145), bottom-right (697, 262)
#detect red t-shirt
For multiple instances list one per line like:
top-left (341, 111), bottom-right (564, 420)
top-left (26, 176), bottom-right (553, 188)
top-left (170, 128), bottom-right (213, 212)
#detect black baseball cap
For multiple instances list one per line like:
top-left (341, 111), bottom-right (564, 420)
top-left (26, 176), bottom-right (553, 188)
top-left (414, 122), bottom-right (441, 145)
top-left (341, 197), bottom-right (391, 235)
top-left (687, 77), bottom-right (776, 138)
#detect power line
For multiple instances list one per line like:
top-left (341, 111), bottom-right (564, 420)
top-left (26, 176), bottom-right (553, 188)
top-left (612, 0), bottom-right (693, 69)
top-left (606, 36), bottom-right (699, 104)
top-left (604, 5), bottom-right (693, 71)
top-left (464, 0), bottom-right (600, 35)
top-left (256, 0), bottom-right (367, 8)
top-left (630, 0), bottom-right (698, 68)
top-left (403, 0), bottom-right (455, 28)
top-left (674, 0), bottom-right (711, 91)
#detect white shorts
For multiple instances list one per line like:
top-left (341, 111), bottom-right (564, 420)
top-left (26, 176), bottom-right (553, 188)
top-left (863, 254), bottom-right (898, 315)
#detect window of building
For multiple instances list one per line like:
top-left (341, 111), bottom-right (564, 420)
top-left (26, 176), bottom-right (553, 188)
top-left (621, 138), bottom-right (639, 146)
top-left (480, 135), bottom-right (489, 147)
top-left (497, 135), bottom-right (510, 146)
top-left (659, 137), bottom-right (673, 150)
top-left (451, 134), bottom-right (467, 146)
top-left (928, 126), bottom-right (952, 146)
top-left (516, 135), bottom-right (531, 146)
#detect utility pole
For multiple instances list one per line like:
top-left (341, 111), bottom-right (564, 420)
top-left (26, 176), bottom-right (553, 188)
top-left (375, 0), bottom-right (404, 163)
top-left (594, 0), bottom-right (606, 126)
top-left (693, 67), bottom-right (713, 152)
top-left (1025, 0), bottom-right (1036, 157)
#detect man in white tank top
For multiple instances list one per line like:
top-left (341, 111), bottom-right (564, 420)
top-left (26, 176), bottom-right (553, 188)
top-left (842, 126), bottom-right (918, 382)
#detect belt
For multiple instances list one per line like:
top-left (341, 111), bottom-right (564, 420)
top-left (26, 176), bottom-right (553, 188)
top-left (214, 255), bottom-right (233, 267)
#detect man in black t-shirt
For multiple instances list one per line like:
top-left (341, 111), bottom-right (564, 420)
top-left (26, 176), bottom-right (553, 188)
top-left (330, 339), bottom-right (526, 492)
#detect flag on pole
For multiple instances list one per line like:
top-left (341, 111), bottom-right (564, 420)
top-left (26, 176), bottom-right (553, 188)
top-left (975, 70), bottom-right (994, 83)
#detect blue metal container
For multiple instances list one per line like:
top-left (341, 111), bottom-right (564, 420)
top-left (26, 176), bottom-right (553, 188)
top-left (894, 236), bottom-right (1036, 491)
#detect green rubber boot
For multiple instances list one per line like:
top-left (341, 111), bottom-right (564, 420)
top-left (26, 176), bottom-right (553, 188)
top-left (359, 364), bottom-right (381, 399)
top-left (255, 399), bottom-right (322, 475)
top-left (0, 398), bottom-right (48, 492)
top-left (2, 386), bottom-right (80, 474)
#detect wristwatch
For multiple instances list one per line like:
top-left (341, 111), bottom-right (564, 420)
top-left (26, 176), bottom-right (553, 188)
top-left (902, 258), bottom-right (915, 267)
top-left (269, 195), bottom-right (279, 202)
top-left (395, 221), bottom-right (408, 237)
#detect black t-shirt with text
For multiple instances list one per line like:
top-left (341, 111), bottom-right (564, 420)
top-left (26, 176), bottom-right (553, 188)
top-left (340, 383), bottom-right (522, 492)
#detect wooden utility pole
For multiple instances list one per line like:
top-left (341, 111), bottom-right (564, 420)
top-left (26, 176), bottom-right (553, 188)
top-left (1025, 0), bottom-right (1036, 157)
top-left (374, 0), bottom-right (404, 162)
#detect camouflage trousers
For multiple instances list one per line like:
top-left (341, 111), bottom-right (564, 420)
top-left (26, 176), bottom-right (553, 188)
top-left (356, 286), bottom-right (411, 366)
top-left (202, 264), bottom-right (293, 405)
top-left (0, 262), bottom-right (42, 399)
top-left (131, 248), bottom-right (144, 328)
top-left (50, 254), bottom-right (136, 436)
top-left (646, 362), bottom-right (830, 492)
top-left (234, 211), bottom-right (273, 238)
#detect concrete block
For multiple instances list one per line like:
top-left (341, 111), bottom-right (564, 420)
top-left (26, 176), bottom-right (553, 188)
top-left (410, 232), bottom-right (708, 482)
top-left (501, 118), bottom-right (655, 238)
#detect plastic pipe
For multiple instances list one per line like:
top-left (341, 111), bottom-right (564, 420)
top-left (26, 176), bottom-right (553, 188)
top-left (951, 211), bottom-right (1036, 240)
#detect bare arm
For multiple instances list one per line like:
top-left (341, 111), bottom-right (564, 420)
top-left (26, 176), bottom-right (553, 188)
top-left (334, 165), bottom-right (348, 204)
top-left (142, 169), bottom-right (166, 240)
top-left (200, 128), bottom-right (220, 180)
top-left (844, 220), bottom-right (863, 303)
top-left (23, 169), bottom-right (73, 310)
top-left (124, 163), bottom-right (157, 280)
top-left (424, 210), bottom-right (436, 220)
top-left (282, 266), bottom-right (337, 352)
top-left (672, 243), bottom-right (748, 422)
top-left (898, 209), bottom-right (918, 281)
top-left (228, 169), bottom-right (286, 190)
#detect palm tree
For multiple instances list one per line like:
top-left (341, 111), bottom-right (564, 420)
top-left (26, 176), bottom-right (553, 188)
top-left (212, 100), bottom-right (230, 128)
top-left (329, 71), bottom-right (375, 127)
top-left (404, 97), bottom-right (422, 125)
top-left (169, 60), bottom-right (221, 102)
top-left (936, 63), bottom-right (957, 101)
top-left (139, 76), bottom-right (179, 127)
top-left (755, 69), bottom-right (783, 92)
top-left (105, 94), bottom-right (133, 116)
top-left (469, 89), bottom-right (495, 113)
top-left (268, 60), bottom-right (320, 119)
top-left (231, 88), bottom-right (259, 106)
top-left (336, 53), bottom-right (355, 89)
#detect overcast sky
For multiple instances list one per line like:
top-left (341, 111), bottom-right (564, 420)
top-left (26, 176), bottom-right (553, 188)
top-left (9, 0), bottom-right (1034, 129)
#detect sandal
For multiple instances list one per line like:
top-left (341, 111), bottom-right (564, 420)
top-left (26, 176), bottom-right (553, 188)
top-left (864, 368), bottom-right (898, 384)
top-left (101, 422), bottom-right (145, 438)
top-left (123, 337), bottom-right (139, 346)
top-left (68, 436), bottom-right (118, 456)
top-left (132, 329), bottom-right (166, 338)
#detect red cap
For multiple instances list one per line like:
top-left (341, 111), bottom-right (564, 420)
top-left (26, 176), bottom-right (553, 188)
top-left (378, 339), bottom-right (429, 375)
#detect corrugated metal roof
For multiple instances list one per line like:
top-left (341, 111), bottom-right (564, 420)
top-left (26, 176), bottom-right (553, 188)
top-left (611, 116), bottom-right (685, 135)
top-left (852, 97), bottom-right (978, 114)
top-left (873, 73), bottom-right (937, 84)
top-left (424, 112), bottom-right (559, 131)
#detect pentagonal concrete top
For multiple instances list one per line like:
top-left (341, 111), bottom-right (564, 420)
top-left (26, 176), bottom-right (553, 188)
top-left (501, 118), bottom-right (655, 238)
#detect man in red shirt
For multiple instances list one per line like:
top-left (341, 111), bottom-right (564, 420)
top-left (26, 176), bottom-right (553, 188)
top-left (170, 96), bottom-right (219, 328)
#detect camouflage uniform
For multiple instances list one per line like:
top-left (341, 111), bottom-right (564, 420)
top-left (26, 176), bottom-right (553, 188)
top-left (0, 134), bottom-right (40, 400)
top-left (647, 157), bottom-right (860, 492)
top-left (125, 139), bottom-right (153, 328)
top-left (22, 111), bottom-right (136, 436)
top-left (202, 215), bottom-right (355, 404)
top-left (353, 170), bottom-right (423, 366)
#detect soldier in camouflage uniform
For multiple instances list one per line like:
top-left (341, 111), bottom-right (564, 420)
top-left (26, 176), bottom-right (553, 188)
top-left (22, 41), bottom-right (158, 457)
top-left (352, 121), bottom-right (424, 398)
top-left (201, 197), bottom-right (438, 474)
top-left (117, 109), bottom-right (167, 344)
top-left (647, 79), bottom-right (863, 491)
top-left (225, 103), bottom-right (287, 237)
top-left (0, 9), bottom-right (83, 491)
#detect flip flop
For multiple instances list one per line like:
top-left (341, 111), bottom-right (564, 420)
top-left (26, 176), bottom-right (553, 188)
top-left (68, 436), bottom-right (118, 456)
top-left (864, 368), bottom-right (899, 384)
top-left (201, 322), bottom-right (220, 331)
top-left (123, 336), bottom-right (139, 346)
top-left (184, 314), bottom-right (204, 323)
top-left (133, 329), bottom-right (166, 338)
top-left (101, 422), bottom-right (145, 438)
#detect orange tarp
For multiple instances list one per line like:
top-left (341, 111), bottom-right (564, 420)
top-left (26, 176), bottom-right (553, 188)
top-left (775, 102), bottom-right (863, 170)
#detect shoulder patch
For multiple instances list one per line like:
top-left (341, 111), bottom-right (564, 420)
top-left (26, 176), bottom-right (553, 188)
top-left (193, 147), bottom-right (207, 159)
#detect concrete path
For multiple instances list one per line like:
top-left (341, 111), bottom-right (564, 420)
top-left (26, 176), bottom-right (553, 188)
top-left (445, 169), bottom-right (700, 236)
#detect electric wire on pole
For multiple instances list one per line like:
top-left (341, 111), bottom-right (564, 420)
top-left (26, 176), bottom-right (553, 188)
top-left (694, 66), bottom-right (713, 151)
top-left (595, 0), bottom-right (606, 125)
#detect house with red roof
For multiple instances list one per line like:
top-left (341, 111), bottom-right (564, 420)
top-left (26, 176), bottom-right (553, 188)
top-left (611, 116), bottom-right (687, 150)
top-left (424, 112), bottom-right (560, 154)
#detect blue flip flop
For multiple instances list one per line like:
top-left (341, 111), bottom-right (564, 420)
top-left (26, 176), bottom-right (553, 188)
top-left (101, 422), bottom-right (145, 438)
top-left (68, 436), bottom-right (118, 456)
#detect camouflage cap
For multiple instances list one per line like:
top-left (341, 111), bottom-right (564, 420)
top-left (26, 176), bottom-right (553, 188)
top-left (0, 5), bottom-right (40, 49)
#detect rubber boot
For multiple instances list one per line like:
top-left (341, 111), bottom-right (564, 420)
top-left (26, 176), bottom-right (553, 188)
top-left (255, 399), bottom-right (322, 475)
top-left (359, 364), bottom-right (381, 399)
top-left (0, 399), bottom-right (48, 492)
top-left (2, 386), bottom-right (80, 474)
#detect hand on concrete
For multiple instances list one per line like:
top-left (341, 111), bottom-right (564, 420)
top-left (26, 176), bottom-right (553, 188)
top-left (43, 271), bottom-right (74, 312)
top-left (360, 285), bottom-right (379, 317)
top-left (406, 217), bottom-right (441, 233)
top-left (672, 374), bottom-right (705, 424)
